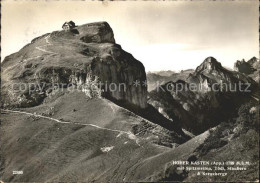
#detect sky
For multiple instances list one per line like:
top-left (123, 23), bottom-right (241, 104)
top-left (1, 0), bottom-right (259, 71)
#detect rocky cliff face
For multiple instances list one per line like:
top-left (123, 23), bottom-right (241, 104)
top-left (1, 22), bottom-right (147, 108)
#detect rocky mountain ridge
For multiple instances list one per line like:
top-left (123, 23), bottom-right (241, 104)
top-left (149, 57), bottom-right (259, 134)
top-left (1, 22), bottom-right (147, 108)
top-left (234, 57), bottom-right (259, 82)
top-left (188, 57), bottom-right (256, 89)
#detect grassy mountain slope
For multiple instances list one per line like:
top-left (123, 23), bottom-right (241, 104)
top-left (0, 91), bottom-right (187, 182)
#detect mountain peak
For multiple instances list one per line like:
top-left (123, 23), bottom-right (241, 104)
top-left (1, 21), bottom-right (147, 108)
top-left (72, 21), bottom-right (115, 43)
top-left (195, 56), bottom-right (222, 73)
top-left (204, 56), bottom-right (218, 63)
top-left (47, 21), bottom-right (115, 44)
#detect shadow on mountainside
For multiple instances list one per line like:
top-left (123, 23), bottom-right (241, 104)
top-left (105, 95), bottom-right (191, 142)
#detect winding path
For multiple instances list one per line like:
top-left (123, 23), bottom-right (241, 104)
top-left (1, 109), bottom-right (139, 142)
top-left (35, 35), bottom-right (57, 54)
top-left (23, 34), bottom-right (57, 62)
top-left (2, 109), bottom-right (130, 134)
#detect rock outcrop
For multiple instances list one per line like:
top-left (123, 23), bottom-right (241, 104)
top-left (1, 21), bottom-right (147, 108)
top-left (78, 22), bottom-right (115, 43)
top-left (234, 57), bottom-right (259, 82)
top-left (234, 57), bottom-right (257, 74)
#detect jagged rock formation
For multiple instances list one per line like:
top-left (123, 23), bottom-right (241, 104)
top-left (234, 57), bottom-right (257, 74)
top-left (234, 57), bottom-right (259, 82)
top-left (149, 57), bottom-right (259, 134)
top-left (1, 22), bottom-right (147, 108)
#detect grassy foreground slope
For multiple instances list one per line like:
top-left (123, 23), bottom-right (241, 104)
top-left (1, 91), bottom-right (185, 182)
top-left (1, 92), bottom-right (258, 182)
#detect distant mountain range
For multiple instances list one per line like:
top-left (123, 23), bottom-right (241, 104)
top-left (147, 69), bottom-right (194, 91)
top-left (147, 70), bottom-right (176, 77)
